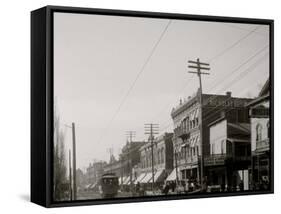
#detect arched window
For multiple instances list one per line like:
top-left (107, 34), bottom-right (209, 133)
top-left (256, 124), bottom-right (262, 142)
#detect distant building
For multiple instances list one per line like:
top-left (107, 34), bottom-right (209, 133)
top-left (247, 79), bottom-right (270, 190)
top-left (103, 154), bottom-right (123, 178)
top-left (119, 141), bottom-right (146, 186)
top-left (85, 161), bottom-right (107, 186)
top-left (137, 133), bottom-right (173, 188)
top-left (76, 168), bottom-right (86, 190)
top-left (171, 90), bottom-right (253, 184)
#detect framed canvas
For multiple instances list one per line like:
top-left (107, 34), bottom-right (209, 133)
top-left (31, 5), bottom-right (274, 207)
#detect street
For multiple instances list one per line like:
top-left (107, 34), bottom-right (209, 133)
top-left (77, 190), bottom-right (133, 200)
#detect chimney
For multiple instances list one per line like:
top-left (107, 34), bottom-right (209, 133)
top-left (180, 98), bottom-right (182, 105)
top-left (226, 91), bottom-right (232, 97)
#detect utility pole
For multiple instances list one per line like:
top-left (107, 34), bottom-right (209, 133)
top-left (144, 124), bottom-right (159, 191)
top-left (188, 58), bottom-right (210, 189)
top-left (68, 150), bottom-right (72, 201)
top-left (126, 131), bottom-right (136, 194)
top-left (72, 122), bottom-right (77, 200)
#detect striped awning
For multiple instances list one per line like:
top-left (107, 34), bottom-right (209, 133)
top-left (166, 168), bottom-right (177, 181)
top-left (134, 173), bottom-right (147, 184)
top-left (141, 172), bottom-right (153, 183)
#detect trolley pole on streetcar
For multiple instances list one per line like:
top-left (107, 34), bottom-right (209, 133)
top-left (188, 58), bottom-right (210, 189)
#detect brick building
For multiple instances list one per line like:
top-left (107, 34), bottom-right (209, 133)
top-left (136, 133), bottom-right (173, 188)
top-left (171, 89), bottom-right (253, 185)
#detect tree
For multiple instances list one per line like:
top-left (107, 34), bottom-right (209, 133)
top-left (53, 102), bottom-right (67, 201)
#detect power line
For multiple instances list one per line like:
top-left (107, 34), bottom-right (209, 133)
top-left (201, 53), bottom-right (269, 124)
top-left (149, 25), bottom-right (264, 127)
top-left (208, 25), bottom-right (260, 63)
top-left (201, 45), bottom-right (269, 106)
top-left (223, 23), bottom-right (268, 37)
top-left (160, 50), bottom-right (268, 134)
top-left (97, 20), bottom-right (172, 145)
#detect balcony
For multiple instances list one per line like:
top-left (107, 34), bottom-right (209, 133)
top-left (177, 155), bottom-right (198, 166)
top-left (256, 138), bottom-right (270, 152)
top-left (204, 153), bottom-right (251, 166)
top-left (174, 126), bottom-right (190, 139)
top-left (204, 154), bottom-right (227, 166)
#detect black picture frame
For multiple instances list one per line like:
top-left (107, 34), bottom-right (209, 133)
top-left (31, 5), bottom-right (274, 208)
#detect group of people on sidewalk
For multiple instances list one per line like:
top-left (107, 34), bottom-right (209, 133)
top-left (132, 179), bottom-right (204, 197)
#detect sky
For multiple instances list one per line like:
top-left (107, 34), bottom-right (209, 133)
top-left (53, 12), bottom-right (270, 170)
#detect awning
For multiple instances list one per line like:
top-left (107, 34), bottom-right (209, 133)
top-left (134, 173), bottom-right (147, 184)
top-left (227, 138), bottom-right (250, 143)
top-left (88, 182), bottom-right (97, 189)
top-left (122, 176), bottom-right (129, 185)
top-left (118, 177), bottom-right (122, 184)
top-left (154, 169), bottom-right (166, 183)
top-left (166, 168), bottom-right (177, 181)
top-left (85, 184), bottom-right (91, 189)
top-left (141, 172), bottom-right (153, 183)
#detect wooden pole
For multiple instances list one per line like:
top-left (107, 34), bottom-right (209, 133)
top-left (72, 122), bottom-right (77, 200)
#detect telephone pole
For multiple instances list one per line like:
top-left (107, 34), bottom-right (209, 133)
top-left (71, 122), bottom-right (77, 200)
top-left (68, 150), bottom-right (72, 201)
top-left (144, 123), bottom-right (159, 191)
top-left (126, 131), bottom-right (136, 194)
top-left (188, 58), bottom-right (210, 189)
top-left (64, 122), bottom-right (77, 200)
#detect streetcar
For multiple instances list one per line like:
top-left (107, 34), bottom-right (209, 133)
top-left (100, 173), bottom-right (119, 198)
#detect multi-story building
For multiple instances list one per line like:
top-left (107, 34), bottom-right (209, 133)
top-left (119, 141), bottom-right (146, 186)
top-left (171, 89), bottom-right (253, 185)
top-left (247, 79), bottom-right (270, 190)
top-left (85, 161), bottom-right (107, 186)
top-left (137, 133), bottom-right (173, 188)
top-left (205, 116), bottom-right (251, 191)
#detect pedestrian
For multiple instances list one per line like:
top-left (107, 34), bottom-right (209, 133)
top-left (202, 177), bottom-right (207, 193)
top-left (171, 181), bottom-right (176, 192)
top-left (162, 182), bottom-right (170, 195)
top-left (136, 182), bottom-right (140, 194)
top-left (239, 181), bottom-right (244, 191)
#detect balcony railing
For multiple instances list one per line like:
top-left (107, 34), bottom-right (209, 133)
top-left (177, 155), bottom-right (198, 166)
top-left (174, 127), bottom-right (190, 138)
top-left (204, 154), bottom-right (227, 166)
top-left (204, 154), bottom-right (251, 166)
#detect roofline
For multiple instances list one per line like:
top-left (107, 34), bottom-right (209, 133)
top-left (246, 94), bottom-right (269, 107)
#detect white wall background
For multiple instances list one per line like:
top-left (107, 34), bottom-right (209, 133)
top-left (0, 0), bottom-right (279, 212)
